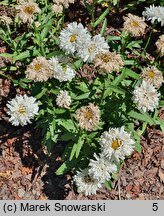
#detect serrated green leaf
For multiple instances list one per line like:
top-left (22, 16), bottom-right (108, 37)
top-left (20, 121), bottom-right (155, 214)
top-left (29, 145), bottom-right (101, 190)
top-left (58, 119), bottom-right (76, 132)
top-left (13, 49), bottom-right (39, 61)
top-left (128, 110), bottom-right (155, 125)
top-left (72, 92), bottom-right (90, 100)
top-left (123, 67), bottom-right (140, 80)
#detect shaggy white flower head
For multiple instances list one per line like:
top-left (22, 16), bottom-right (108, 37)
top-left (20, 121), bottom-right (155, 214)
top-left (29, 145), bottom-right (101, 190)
top-left (59, 22), bottom-right (91, 54)
top-left (74, 168), bottom-right (102, 196)
top-left (25, 57), bottom-right (53, 82)
top-left (49, 57), bottom-right (76, 82)
top-left (16, 0), bottom-right (41, 23)
top-left (56, 90), bottom-right (71, 108)
top-left (53, 0), bottom-right (74, 9)
top-left (123, 13), bottom-right (147, 37)
top-left (77, 34), bottom-right (109, 62)
top-left (0, 15), bottom-right (12, 25)
top-left (6, 94), bottom-right (39, 126)
top-left (94, 51), bottom-right (124, 73)
top-left (52, 4), bottom-right (63, 14)
top-left (156, 34), bottom-right (164, 56)
top-left (75, 103), bottom-right (100, 131)
top-left (141, 66), bottom-right (163, 89)
top-left (142, 5), bottom-right (164, 26)
top-left (99, 127), bottom-right (135, 161)
top-left (133, 81), bottom-right (160, 112)
top-left (88, 153), bottom-right (117, 183)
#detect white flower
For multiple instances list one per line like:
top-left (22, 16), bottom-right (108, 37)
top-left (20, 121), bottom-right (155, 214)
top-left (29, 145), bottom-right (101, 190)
top-left (99, 127), bottom-right (135, 161)
top-left (59, 22), bottom-right (91, 55)
top-left (52, 4), bottom-right (63, 14)
top-left (49, 57), bottom-right (76, 82)
top-left (141, 66), bottom-right (163, 89)
top-left (133, 80), bottom-right (160, 112)
top-left (74, 168), bottom-right (102, 196)
top-left (53, 0), bottom-right (74, 9)
top-left (88, 153), bottom-right (117, 183)
top-left (6, 94), bottom-right (39, 126)
top-left (25, 56), bottom-right (53, 82)
top-left (123, 13), bottom-right (147, 37)
top-left (142, 5), bottom-right (164, 26)
top-left (156, 34), bottom-right (164, 56)
top-left (56, 90), bottom-right (71, 108)
top-left (0, 15), bottom-right (12, 25)
top-left (77, 34), bottom-right (109, 62)
top-left (75, 103), bottom-right (100, 131)
top-left (16, 0), bottom-right (41, 24)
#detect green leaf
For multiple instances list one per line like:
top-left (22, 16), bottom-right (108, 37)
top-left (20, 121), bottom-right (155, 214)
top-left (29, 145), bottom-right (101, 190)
top-left (58, 119), bottom-right (76, 132)
top-left (123, 60), bottom-right (137, 66)
top-left (112, 69), bottom-right (127, 85)
top-left (128, 111), bottom-right (155, 125)
top-left (126, 40), bottom-right (142, 50)
top-left (41, 20), bottom-right (53, 40)
top-left (94, 8), bottom-right (109, 27)
top-left (104, 180), bottom-right (112, 190)
top-left (72, 92), bottom-right (90, 100)
top-left (100, 18), bottom-right (107, 37)
top-left (61, 132), bottom-right (76, 141)
top-left (35, 87), bottom-right (47, 99)
top-left (13, 49), bottom-right (39, 61)
top-left (103, 85), bottom-right (125, 98)
top-left (112, 0), bottom-right (118, 6)
top-left (159, 100), bottom-right (164, 107)
top-left (55, 162), bottom-right (68, 175)
top-left (107, 35), bottom-right (121, 42)
top-left (55, 158), bottom-right (78, 175)
top-left (135, 141), bottom-right (142, 153)
top-left (73, 59), bottom-right (83, 69)
top-left (54, 108), bottom-right (67, 114)
top-left (69, 143), bottom-right (77, 160)
top-left (75, 137), bottom-right (84, 158)
top-left (123, 67), bottom-right (140, 80)
top-left (75, 82), bottom-right (89, 93)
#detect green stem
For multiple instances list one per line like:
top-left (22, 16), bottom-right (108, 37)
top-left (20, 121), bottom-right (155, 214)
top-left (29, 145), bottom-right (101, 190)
top-left (0, 73), bottom-right (13, 81)
top-left (141, 24), bottom-right (155, 57)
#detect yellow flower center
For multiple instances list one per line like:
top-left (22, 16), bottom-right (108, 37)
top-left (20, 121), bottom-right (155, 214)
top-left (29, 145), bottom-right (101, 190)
top-left (112, 139), bottom-right (122, 150)
top-left (88, 44), bottom-right (96, 53)
top-left (85, 110), bottom-right (93, 120)
top-left (34, 63), bottom-right (42, 71)
top-left (70, 34), bottom-right (77, 43)
top-left (132, 20), bottom-right (139, 27)
top-left (24, 5), bottom-right (35, 15)
top-left (101, 53), bottom-right (110, 63)
top-left (101, 2), bottom-right (108, 8)
top-left (84, 175), bottom-right (95, 183)
top-left (18, 105), bottom-right (26, 114)
top-left (148, 70), bottom-right (155, 78)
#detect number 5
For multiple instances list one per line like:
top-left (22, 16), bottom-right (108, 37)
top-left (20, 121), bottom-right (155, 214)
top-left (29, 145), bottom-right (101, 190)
top-left (152, 203), bottom-right (158, 211)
